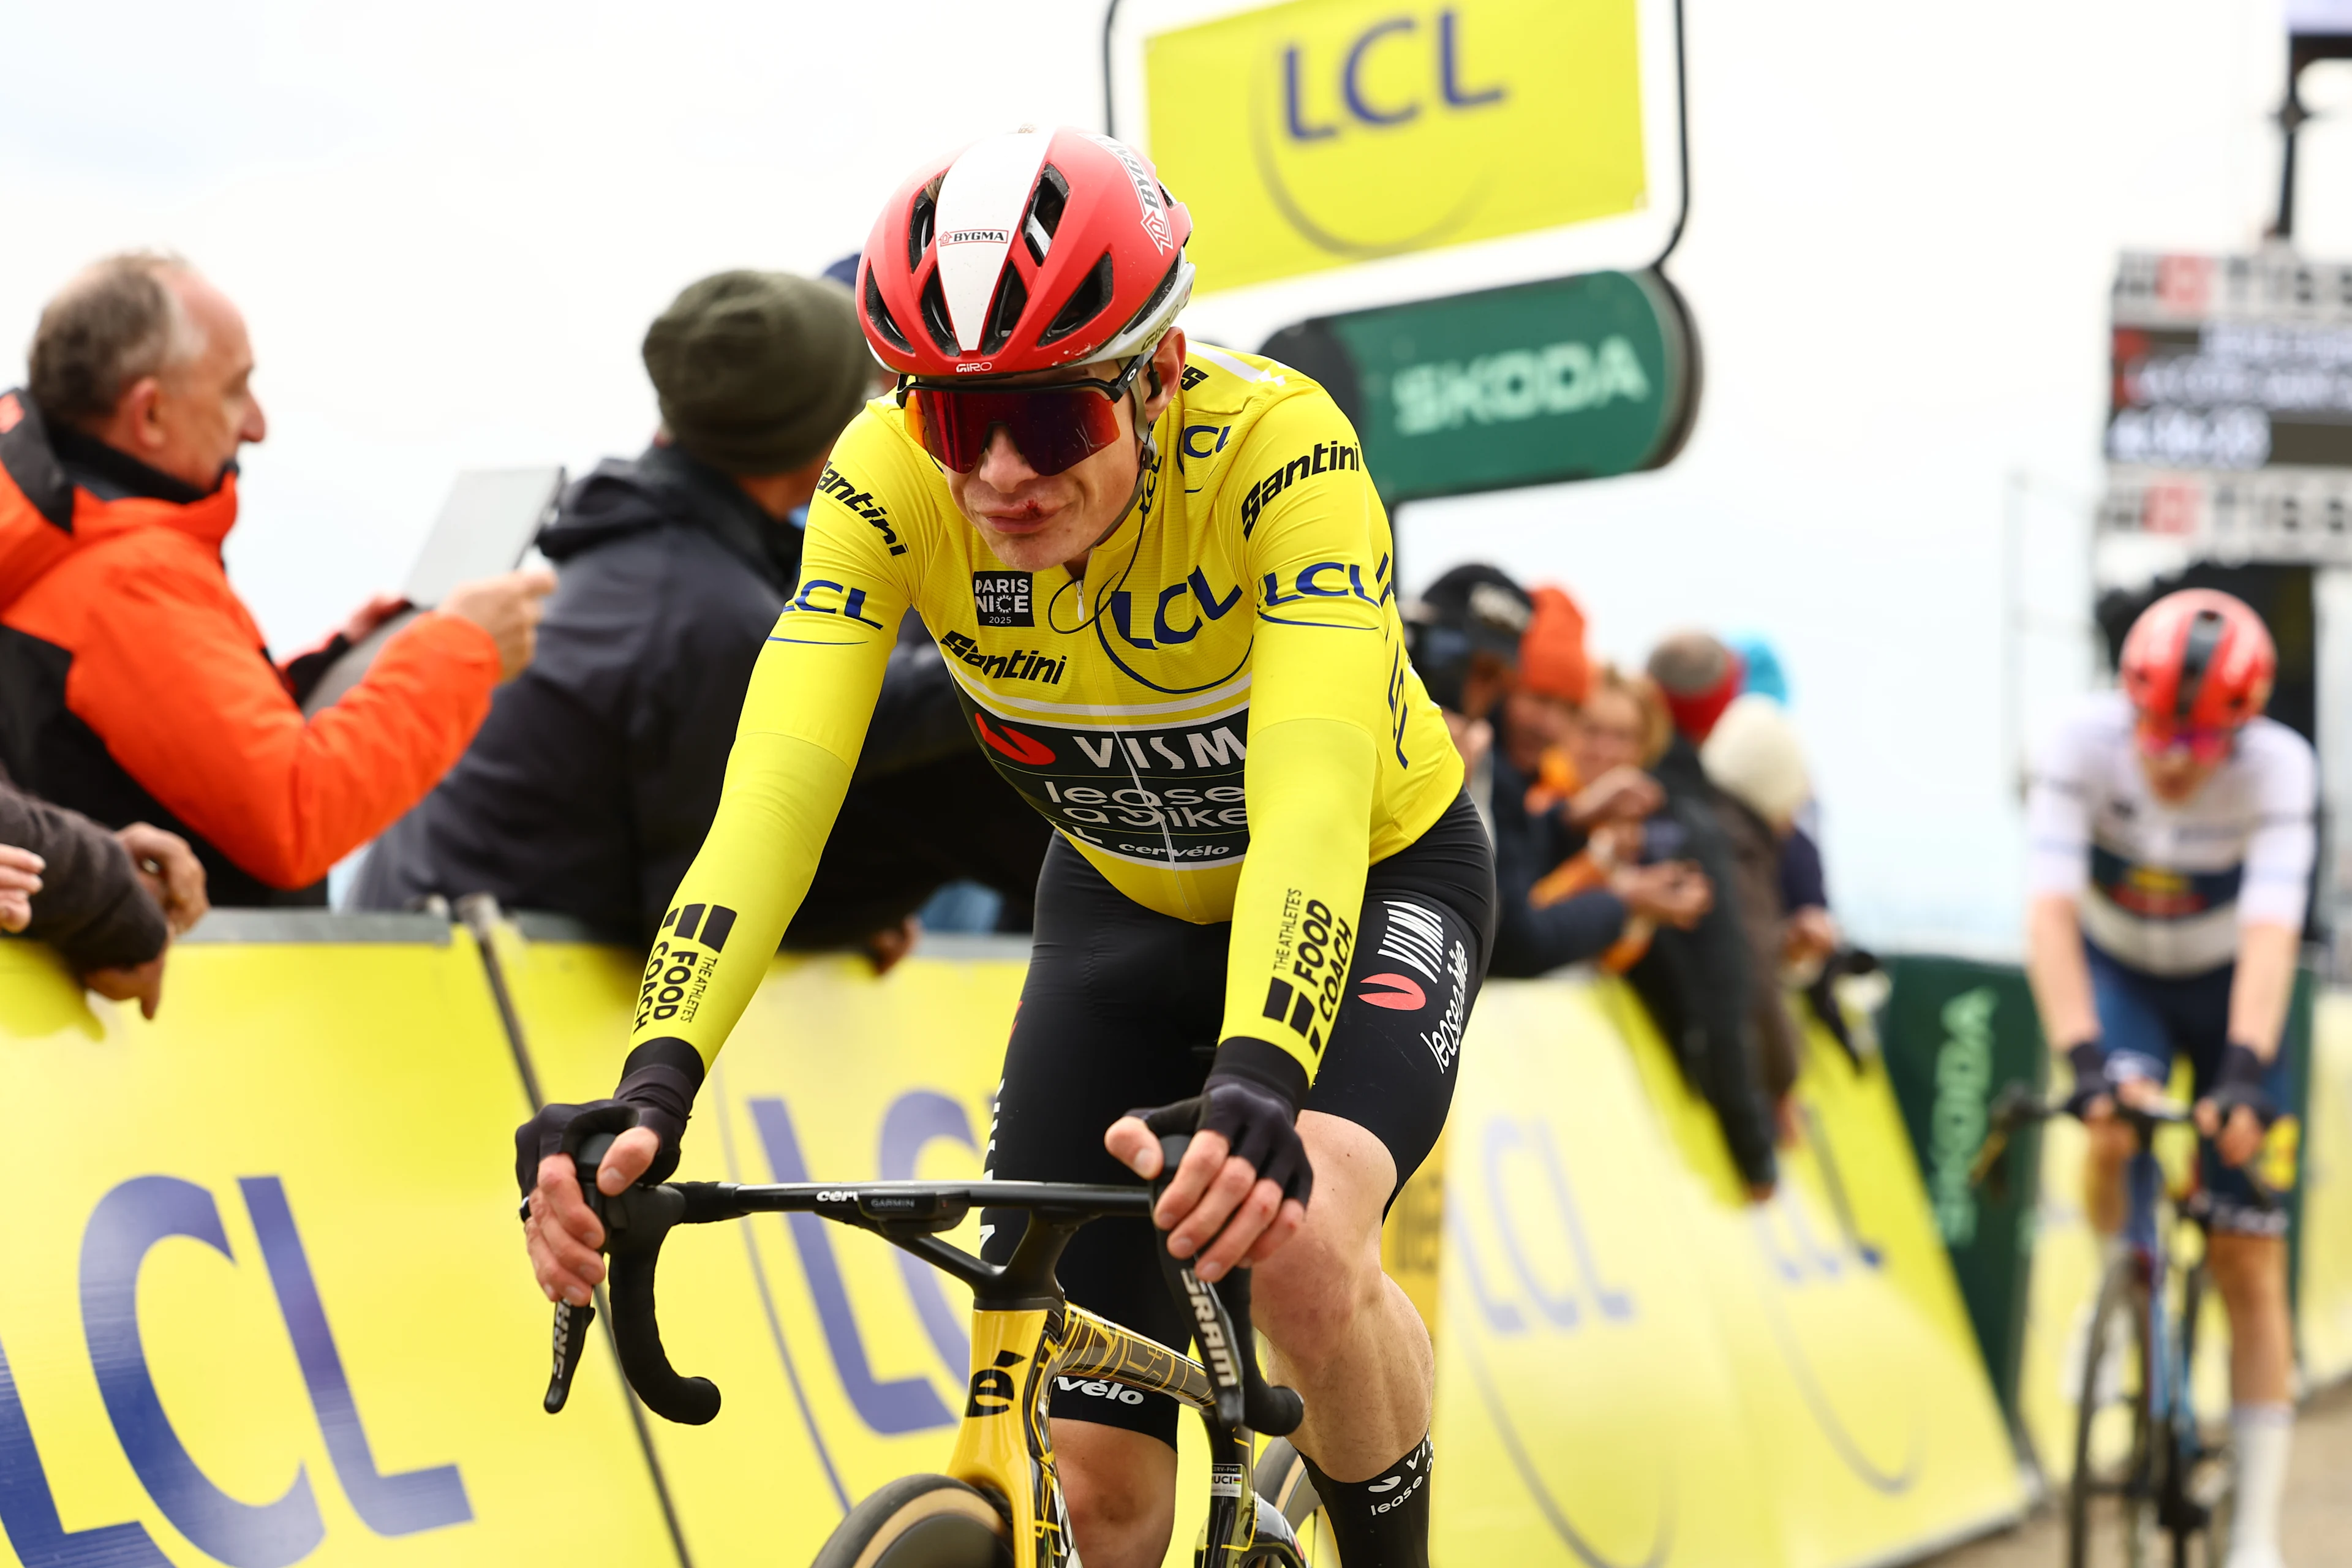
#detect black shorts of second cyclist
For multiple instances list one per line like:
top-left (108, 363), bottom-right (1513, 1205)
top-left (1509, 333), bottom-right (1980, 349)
top-left (979, 790), bottom-right (1495, 1447)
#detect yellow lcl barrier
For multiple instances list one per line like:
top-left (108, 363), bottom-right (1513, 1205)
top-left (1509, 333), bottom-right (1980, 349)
top-left (4, 913), bottom-right (2039, 1567)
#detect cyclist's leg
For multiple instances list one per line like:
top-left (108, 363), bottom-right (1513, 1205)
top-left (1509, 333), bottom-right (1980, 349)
top-left (2178, 974), bottom-right (2297, 1568)
top-left (1255, 794), bottom-right (1494, 1568)
top-left (2079, 940), bottom-right (2174, 1234)
top-left (979, 835), bottom-right (1219, 1568)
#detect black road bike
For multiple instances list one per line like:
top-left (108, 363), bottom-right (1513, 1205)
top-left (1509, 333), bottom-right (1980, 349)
top-left (1975, 1086), bottom-right (2274, 1568)
top-left (538, 1106), bottom-right (1328, 1566)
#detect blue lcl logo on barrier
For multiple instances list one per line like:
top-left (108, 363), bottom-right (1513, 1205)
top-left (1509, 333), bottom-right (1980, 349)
top-left (0, 1175), bottom-right (469, 1566)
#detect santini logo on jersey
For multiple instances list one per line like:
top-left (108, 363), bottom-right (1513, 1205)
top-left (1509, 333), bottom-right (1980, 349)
top-left (942, 631), bottom-right (1066, 685)
top-left (815, 464), bottom-right (906, 556)
top-left (1239, 441), bottom-right (1362, 536)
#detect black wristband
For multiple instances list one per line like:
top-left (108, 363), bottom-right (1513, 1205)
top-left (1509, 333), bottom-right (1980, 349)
top-left (612, 1036), bottom-right (706, 1182)
top-left (1210, 1035), bottom-right (1311, 1112)
top-left (2067, 1040), bottom-right (2106, 1088)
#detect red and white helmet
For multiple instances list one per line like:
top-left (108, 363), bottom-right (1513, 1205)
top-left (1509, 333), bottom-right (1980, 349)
top-left (858, 126), bottom-right (1194, 379)
top-left (2120, 588), bottom-right (2275, 729)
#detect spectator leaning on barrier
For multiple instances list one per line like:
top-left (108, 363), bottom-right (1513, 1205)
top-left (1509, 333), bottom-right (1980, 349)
top-left (1, 762), bottom-right (206, 1016)
top-left (1625, 630), bottom-right (1780, 1194)
top-left (1700, 693), bottom-right (1815, 1123)
top-left (356, 271), bottom-right (1049, 958)
top-left (0, 252), bottom-right (552, 907)
top-left (1488, 590), bottom-right (1711, 976)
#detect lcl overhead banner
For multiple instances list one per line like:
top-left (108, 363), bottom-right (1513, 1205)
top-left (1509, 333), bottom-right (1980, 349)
top-left (1106, 0), bottom-right (1687, 350)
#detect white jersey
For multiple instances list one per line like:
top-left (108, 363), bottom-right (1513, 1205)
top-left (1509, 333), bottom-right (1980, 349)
top-left (2026, 692), bottom-right (2315, 976)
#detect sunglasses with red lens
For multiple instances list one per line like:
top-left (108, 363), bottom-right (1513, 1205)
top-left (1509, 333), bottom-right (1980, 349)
top-left (899, 360), bottom-right (1146, 478)
top-left (2136, 719), bottom-right (2236, 765)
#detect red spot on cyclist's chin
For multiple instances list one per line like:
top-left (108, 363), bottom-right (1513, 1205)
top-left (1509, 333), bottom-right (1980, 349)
top-left (1356, 974), bottom-right (1425, 1011)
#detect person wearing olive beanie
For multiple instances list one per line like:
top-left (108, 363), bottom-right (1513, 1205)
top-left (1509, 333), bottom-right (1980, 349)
top-left (356, 269), bottom-right (1049, 957)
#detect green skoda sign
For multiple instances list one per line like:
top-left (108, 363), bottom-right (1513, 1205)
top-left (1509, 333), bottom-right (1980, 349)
top-left (1260, 269), bottom-right (1700, 503)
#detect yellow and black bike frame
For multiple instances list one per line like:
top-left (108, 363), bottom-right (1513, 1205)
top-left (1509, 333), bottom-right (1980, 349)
top-left (543, 1135), bottom-right (1305, 1568)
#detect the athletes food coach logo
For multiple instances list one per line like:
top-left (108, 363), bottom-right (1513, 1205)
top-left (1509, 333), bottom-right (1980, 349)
top-left (973, 570), bottom-right (1035, 627)
top-left (638, 902), bottom-right (737, 1029)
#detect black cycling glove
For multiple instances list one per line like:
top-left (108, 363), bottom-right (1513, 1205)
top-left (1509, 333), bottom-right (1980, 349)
top-left (2061, 1040), bottom-right (2112, 1121)
top-left (2207, 1042), bottom-right (2278, 1128)
top-left (1140, 1035), bottom-right (1316, 1210)
top-left (513, 1037), bottom-right (704, 1196)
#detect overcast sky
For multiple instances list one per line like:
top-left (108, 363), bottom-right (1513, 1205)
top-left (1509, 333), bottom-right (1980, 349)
top-left (3, 0), bottom-right (2348, 949)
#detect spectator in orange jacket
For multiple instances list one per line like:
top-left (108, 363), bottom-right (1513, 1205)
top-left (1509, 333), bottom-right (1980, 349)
top-left (0, 252), bottom-right (552, 905)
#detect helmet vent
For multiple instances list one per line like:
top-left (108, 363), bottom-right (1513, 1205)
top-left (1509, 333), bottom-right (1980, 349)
top-left (1038, 253), bottom-right (1114, 349)
top-left (908, 180), bottom-right (941, 270)
top-left (981, 268), bottom-right (1029, 356)
top-left (1024, 165), bottom-right (1070, 265)
top-left (864, 268), bottom-right (911, 354)
top-left (918, 270), bottom-right (959, 356)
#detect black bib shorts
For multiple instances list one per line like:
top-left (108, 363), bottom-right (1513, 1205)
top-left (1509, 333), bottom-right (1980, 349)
top-left (978, 790), bottom-right (1496, 1446)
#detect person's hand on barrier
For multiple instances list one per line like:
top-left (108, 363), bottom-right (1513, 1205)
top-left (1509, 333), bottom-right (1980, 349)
top-left (1610, 861), bottom-right (1710, 929)
top-left (0, 843), bottom-right (42, 932)
top-left (1106, 1082), bottom-right (1311, 1283)
top-left (1571, 765), bottom-right (1664, 828)
top-left (440, 568), bottom-right (556, 683)
top-left (1785, 905), bottom-right (1839, 965)
top-left (84, 956), bottom-right (165, 1019)
top-left (118, 823), bottom-right (207, 935)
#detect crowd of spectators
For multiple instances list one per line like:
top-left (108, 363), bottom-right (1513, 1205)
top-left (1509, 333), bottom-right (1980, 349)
top-left (1404, 567), bottom-right (1850, 1195)
top-left (0, 251), bottom-right (1045, 1012)
top-left (0, 248), bottom-right (1850, 1194)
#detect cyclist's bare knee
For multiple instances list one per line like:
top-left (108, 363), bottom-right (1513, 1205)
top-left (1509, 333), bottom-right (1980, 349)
top-left (1253, 1113), bottom-right (1393, 1353)
top-left (2206, 1231), bottom-right (2286, 1305)
top-left (1053, 1419), bottom-right (1174, 1568)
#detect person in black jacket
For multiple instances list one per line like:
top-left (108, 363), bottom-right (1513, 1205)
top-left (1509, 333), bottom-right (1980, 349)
top-left (2, 763), bottom-right (206, 1015)
top-left (354, 271), bottom-right (1047, 956)
top-left (1624, 631), bottom-right (1785, 1197)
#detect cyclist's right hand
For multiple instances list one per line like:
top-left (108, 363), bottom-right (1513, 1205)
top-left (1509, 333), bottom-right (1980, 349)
top-left (2062, 1040), bottom-right (2116, 1122)
top-left (516, 1102), bottom-right (662, 1307)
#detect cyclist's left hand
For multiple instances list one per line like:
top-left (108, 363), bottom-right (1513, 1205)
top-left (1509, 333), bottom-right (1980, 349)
top-left (2194, 1098), bottom-right (2267, 1169)
top-left (1105, 1112), bottom-right (1308, 1284)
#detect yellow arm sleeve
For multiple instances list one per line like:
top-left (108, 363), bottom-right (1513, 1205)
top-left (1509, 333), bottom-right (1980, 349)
top-left (624, 410), bottom-right (915, 1074)
top-left (1216, 396), bottom-right (1399, 1095)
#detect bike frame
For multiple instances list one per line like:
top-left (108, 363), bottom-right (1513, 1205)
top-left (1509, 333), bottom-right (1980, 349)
top-left (2115, 1133), bottom-right (2225, 1540)
top-left (548, 1167), bottom-right (1300, 1568)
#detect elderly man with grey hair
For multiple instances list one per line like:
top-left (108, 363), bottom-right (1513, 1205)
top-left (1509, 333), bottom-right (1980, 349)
top-left (0, 252), bottom-right (554, 907)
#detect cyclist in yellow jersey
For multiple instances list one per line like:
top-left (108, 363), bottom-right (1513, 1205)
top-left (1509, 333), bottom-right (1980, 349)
top-left (521, 127), bottom-right (1493, 1568)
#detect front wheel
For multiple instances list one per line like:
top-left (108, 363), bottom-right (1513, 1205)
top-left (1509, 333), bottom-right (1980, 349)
top-left (2070, 1258), bottom-right (2157, 1568)
top-left (1253, 1438), bottom-right (1333, 1566)
top-left (811, 1474), bottom-right (1011, 1568)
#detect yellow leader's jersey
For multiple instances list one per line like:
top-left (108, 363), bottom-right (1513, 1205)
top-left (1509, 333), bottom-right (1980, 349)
top-left (632, 344), bottom-right (1461, 1085)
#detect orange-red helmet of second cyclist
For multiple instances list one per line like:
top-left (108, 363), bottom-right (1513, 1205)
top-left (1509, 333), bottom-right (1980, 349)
top-left (857, 126), bottom-right (1194, 379)
top-left (2119, 589), bottom-right (2275, 730)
